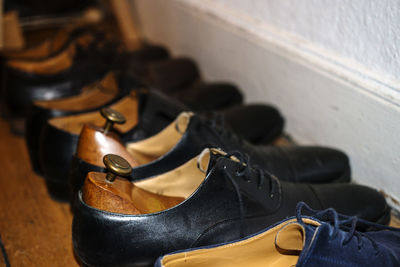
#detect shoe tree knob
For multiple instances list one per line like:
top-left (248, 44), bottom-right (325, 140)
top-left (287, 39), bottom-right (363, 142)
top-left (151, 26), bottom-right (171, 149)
top-left (103, 154), bottom-right (132, 183)
top-left (100, 108), bottom-right (126, 134)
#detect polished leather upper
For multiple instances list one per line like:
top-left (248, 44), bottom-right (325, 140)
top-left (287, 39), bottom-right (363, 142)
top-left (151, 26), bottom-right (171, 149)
top-left (72, 153), bottom-right (388, 267)
top-left (69, 112), bottom-right (348, 198)
top-left (128, 115), bottom-right (350, 183)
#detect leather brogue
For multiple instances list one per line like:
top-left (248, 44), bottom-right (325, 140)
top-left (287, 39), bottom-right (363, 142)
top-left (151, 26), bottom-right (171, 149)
top-left (69, 112), bottom-right (348, 198)
top-left (155, 202), bottom-right (399, 267)
top-left (72, 149), bottom-right (389, 267)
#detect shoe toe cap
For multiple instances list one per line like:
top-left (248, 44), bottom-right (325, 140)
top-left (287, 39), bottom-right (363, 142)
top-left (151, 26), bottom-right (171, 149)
top-left (312, 183), bottom-right (390, 224)
top-left (224, 104), bottom-right (284, 144)
top-left (282, 146), bottom-right (351, 183)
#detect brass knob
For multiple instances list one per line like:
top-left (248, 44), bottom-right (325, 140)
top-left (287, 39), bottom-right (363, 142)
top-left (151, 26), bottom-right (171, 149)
top-left (100, 108), bottom-right (126, 135)
top-left (103, 154), bottom-right (132, 182)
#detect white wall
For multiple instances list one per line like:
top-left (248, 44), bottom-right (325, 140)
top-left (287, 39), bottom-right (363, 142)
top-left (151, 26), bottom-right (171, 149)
top-left (210, 0), bottom-right (400, 83)
top-left (132, 0), bottom-right (400, 208)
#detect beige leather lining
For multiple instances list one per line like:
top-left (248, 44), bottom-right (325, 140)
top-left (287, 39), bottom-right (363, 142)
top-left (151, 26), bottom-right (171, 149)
top-left (49, 91), bottom-right (139, 134)
top-left (161, 219), bottom-right (319, 267)
top-left (126, 112), bottom-right (192, 165)
top-left (134, 150), bottom-right (209, 198)
top-left (35, 72), bottom-right (118, 111)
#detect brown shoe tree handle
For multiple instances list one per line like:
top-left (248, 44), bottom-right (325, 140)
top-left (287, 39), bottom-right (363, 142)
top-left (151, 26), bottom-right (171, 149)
top-left (82, 154), bottom-right (184, 215)
top-left (76, 107), bottom-right (138, 167)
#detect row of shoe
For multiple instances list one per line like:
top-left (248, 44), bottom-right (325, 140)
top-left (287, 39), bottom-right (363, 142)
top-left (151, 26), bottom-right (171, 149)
top-left (2, 21), bottom-right (399, 266)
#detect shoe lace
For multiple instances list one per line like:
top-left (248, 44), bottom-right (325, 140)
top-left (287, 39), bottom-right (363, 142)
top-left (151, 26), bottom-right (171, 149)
top-left (204, 112), bottom-right (246, 145)
top-left (296, 202), bottom-right (399, 254)
top-left (222, 150), bottom-right (280, 237)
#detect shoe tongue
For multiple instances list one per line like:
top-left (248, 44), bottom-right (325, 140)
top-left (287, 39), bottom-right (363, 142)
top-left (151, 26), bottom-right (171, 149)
top-left (198, 147), bottom-right (247, 174)
top-left (196, 148), bottom-right (232, 175)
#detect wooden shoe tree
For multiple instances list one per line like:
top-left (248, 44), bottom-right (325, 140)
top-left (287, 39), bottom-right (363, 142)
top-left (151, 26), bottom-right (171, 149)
top-left (76, 112), bottom-right (192, 167)
top-left (82, 153), bottom-right (210, 214)
top-left (34, 72), bottom-right (119, 111)
top-left (6, 33), bottom-right (94, 75)
top-left (49, 91), bottom-right (139, 135)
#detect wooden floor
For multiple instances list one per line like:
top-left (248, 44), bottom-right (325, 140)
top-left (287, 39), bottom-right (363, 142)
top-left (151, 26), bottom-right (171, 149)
top-left (0, 118), bottom-right (78, 266)
top-left (0, 117), bottom-right (399, 266)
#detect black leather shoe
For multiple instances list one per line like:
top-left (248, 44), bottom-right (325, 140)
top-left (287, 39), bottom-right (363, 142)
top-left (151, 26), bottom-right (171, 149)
top-left (129, 57), bottom-right (201, 93)
top-left (25, 72), bottom-right (133, 175)
top-left (171, 82), bottom-right (243, 111)
top-left (2, 28), bottom-right (118, 133)
top-left (25, 45), bottom-right (170, 175)
top-left (222, 104), bottom-right (284, 145)
top-left (129, 58), bottom-right (244, 111)
top-left (39, 89), bottom-right (187, 201)
top-left (43, 101), bottom-right (284, 201)
top-left (69, 111), bottom-right (348, 197)
top-left (72, 149), bottom-right (389, 267)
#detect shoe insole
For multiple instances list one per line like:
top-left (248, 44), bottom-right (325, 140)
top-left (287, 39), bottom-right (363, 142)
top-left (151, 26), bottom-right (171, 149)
top-left (126, 112), bottom-right (192, 164)
top-left (49, 91), bottom-right (139, 135)
top-left (83, 151), bottom-right (210, 214)
top-left (35, 72), bottom-right (119, 111)
top-left (158, 219), bottom-right (320, 267)
top-left (76, 112), bottom-right (191, 167)
top-left (6, 33), bottom-right (94, 75)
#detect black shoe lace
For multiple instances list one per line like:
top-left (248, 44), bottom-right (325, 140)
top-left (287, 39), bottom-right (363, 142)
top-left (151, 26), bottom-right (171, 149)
top-left (222, 150), bottom-right (280, 237)
top-left (296, 202), bottom-right (399, 254)
top-left (204, 112), bottom-right (246, 145)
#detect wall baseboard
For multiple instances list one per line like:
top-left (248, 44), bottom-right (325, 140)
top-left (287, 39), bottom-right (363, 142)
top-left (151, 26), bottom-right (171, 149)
top-left (133, 0), bottom-right (400, 209)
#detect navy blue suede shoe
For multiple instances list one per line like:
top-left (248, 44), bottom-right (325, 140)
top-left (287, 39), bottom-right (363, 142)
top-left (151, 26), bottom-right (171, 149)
top-left (156, 202), bottom-right (400, 267)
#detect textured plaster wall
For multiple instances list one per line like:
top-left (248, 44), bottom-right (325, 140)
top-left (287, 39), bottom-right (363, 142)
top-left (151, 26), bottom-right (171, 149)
top-left (210, 0), bottom-right (400, 83)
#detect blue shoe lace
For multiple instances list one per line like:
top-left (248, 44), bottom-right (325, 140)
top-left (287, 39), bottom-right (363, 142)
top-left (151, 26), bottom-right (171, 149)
top-left (296, 202), bottom-right (399, 254)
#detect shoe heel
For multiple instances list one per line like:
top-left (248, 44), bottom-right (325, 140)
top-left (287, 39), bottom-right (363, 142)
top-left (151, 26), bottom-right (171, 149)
top-left (40, 123), bottom-right (78, 201)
